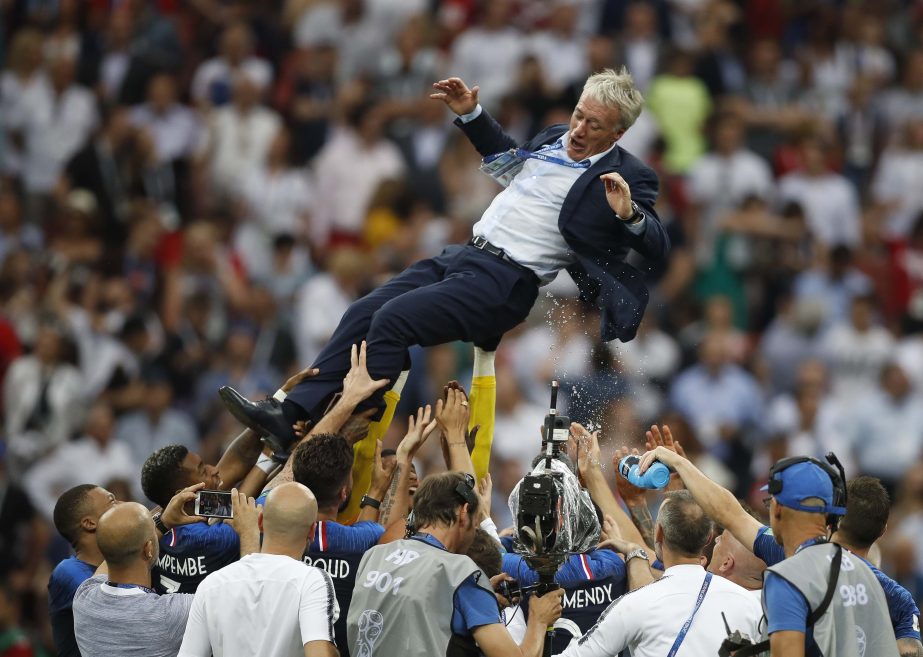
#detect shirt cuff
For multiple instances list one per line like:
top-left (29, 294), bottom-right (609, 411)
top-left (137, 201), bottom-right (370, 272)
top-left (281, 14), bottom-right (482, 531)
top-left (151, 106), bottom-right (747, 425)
top-left (624, 214), bottom-right (647, 234)
top-left (479, 518), bottom-right (502, 546)
top-left (458, 104), bottom-right (483, 124)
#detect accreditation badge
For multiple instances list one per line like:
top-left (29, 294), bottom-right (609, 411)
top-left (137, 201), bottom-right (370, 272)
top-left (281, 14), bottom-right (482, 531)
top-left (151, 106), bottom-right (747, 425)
top-left (479, 149), bottom-right (526, 187)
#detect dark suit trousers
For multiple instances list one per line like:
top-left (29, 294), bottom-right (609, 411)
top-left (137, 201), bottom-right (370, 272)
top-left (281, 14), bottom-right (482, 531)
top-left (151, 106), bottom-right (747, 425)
top-left (286, 245), bottom-right (540, 420)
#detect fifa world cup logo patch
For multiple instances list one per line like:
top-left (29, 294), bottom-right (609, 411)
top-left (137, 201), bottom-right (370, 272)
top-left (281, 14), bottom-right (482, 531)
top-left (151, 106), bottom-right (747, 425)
top-left (355, 609), bottom-right (384, 657)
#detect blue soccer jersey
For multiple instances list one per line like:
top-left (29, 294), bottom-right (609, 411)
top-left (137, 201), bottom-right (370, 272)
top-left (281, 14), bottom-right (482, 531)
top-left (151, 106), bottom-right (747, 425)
top-left (506, 549), bottom-right (627, 652)
top-left (754, 525), bottom-right (921, 642)
top-left (305, 519), bottom-right (384, 657)
top-left (155, 521), bottom-right (239, 594)
top-left (48, 556), bottom-right (97, 657)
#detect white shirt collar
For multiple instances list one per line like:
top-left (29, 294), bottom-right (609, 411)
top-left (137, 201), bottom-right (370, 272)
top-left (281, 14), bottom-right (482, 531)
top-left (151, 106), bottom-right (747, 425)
top-left (662, 563), bottom-right (707, 576)
top-left (559, 131), bottom-right (620, 166)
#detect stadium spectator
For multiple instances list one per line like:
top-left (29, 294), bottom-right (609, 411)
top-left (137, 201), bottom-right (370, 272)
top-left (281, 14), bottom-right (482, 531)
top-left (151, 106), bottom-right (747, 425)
top-left (3, 320), bottom-right (84, 473)
top-left (199, 73), bottom-right (282, 200)
top-left (778, 134), bottom-right (861, 248)
top-left (311, 101), bottom-right (406, 247)
top-left (191, 22), bottom-right (272, 109)
top-left (114, 369), bottom-right (198, 470)
top-left (26, 402), bottom-right (135, 520)
top-left (130, 73), bottom-right (202, 166)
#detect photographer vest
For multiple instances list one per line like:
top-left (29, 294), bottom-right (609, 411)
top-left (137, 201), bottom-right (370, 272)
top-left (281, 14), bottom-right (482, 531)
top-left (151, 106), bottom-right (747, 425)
top-left (765, 544), bottom-right (899, 657)
top-left (347, 538), bottom-right (495, 657)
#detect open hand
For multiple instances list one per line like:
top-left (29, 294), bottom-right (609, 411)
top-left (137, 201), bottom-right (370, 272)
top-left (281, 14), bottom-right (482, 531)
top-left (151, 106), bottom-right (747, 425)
top-left (342, 341), bottom-right (390, 404)
top-left (436, 387), bottom-right (470, 442)
top-left (369, 440), bottom-right (396, 495)
top-left (571, 422), bottom-right (602, 478)
top-left (599, 172), bottom-right (633, 219)
top-left (397, 405), bottom-right (438, 461)
top-left (644, 425), bottom-right (685, 490)
top-left (430, 77), bottom-right (479, 116)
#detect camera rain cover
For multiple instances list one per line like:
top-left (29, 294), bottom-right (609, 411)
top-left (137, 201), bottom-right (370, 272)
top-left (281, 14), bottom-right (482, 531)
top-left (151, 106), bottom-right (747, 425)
top-left (509, 458), bottom-right (601, 560)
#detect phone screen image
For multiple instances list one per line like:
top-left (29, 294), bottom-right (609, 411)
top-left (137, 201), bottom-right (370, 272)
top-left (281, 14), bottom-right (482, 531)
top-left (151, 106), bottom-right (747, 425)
top-left (195, 490), bottom-right (233, 518)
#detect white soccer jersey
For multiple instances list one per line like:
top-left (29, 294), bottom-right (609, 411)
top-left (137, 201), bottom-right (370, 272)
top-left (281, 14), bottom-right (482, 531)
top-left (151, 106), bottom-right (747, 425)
top-left (556, 564), bottom-right (763, 657)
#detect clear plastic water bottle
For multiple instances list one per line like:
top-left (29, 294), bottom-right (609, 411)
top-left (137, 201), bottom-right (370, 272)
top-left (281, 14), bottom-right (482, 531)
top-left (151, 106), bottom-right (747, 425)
top-left (618, 455), bottom-right (671, 489)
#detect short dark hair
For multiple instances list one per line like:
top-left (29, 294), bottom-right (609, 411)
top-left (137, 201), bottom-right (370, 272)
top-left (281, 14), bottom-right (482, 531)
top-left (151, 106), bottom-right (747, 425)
top-left (53, 484), bottom-right (98, 546)
top-left (658, 490), bottom-right (714, 557)
top-left (838, 476), bottom-right (890, 549)
top-left (412, 472), bottom-right (479, 528)
top-left (291, 433), bottom-right (353, 507)
top-left (466, 528), bottom-right (502, 578)
top-left (141, 445), bottom-right (189, 507)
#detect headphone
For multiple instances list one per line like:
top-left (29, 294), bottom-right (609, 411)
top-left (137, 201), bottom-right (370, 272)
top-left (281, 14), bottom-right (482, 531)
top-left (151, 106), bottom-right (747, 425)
top-left (766, 452), bottom-right (848, 530)
top-left (405, 473), bottom-right (478, 538)
top-left (454, 473), bottom-right (478, 508)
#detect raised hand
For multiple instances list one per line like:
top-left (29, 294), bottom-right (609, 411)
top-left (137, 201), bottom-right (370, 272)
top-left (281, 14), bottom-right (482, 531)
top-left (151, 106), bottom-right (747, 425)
top-left (226, 488), bottom-right (259, 537)
top-left (571, 422), bottom-right (602, 478)
top-left (599, 172), bottom-right (633, 219)
top-left (396, 405), bottom-right (438, 462)
top-left (644, 425), bottom-right (685, 491)
top-left (161, 482), bottom-right (207, 529)
top-left (475, 474), bottom-right (492, 523)
top-left (342, 341), bottom-right (390, 405)
top-left (436, 387), bottom-right (470, 442)
top-left (613, 446), bottom-right (646, 504)
top-left (430, 77), bottom-right (480, 116)
top-left (369, 440), bottom-right (396, 498)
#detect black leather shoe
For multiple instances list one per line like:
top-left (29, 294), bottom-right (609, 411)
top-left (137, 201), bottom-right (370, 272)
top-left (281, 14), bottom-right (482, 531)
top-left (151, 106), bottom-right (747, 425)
top-left (218, 386), bottom-right (297, 454)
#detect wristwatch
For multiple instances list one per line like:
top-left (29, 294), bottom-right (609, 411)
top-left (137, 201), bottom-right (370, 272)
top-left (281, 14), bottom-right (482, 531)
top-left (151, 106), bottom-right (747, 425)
top-left (625, 547), bottom-right (650, 564)
top-left (153, 512), bottom-right (170, 535)
top-left (360, 495), bottom-right (381, 510)
top-left (617, 201), bottom-right (644, 225)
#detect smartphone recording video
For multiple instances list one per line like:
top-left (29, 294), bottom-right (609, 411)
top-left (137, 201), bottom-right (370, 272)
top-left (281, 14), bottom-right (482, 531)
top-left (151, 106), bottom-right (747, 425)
top-left (194, 490), bottom-right (233, 519)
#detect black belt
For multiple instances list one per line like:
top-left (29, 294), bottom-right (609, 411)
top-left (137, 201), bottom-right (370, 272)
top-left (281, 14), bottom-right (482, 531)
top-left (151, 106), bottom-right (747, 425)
top-left (468, 236), bottom-right (539, 284)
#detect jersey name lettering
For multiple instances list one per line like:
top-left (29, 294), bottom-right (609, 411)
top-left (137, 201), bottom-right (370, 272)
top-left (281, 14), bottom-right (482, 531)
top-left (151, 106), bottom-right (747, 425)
top-left (158, 554), bottom-right (208, 577)
top-left (303, 555), bottom-right (351, 579)
top-left (564, 583), bottom-right (614, 609)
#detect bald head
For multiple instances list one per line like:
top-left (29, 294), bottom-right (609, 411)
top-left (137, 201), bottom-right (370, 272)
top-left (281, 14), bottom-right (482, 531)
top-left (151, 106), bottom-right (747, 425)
top-left (708, 529), bottom-right (766, 587)
top-left (96, 503), bottom-right (157, 568)
top-left (262, 482), bottom-right (318, 545)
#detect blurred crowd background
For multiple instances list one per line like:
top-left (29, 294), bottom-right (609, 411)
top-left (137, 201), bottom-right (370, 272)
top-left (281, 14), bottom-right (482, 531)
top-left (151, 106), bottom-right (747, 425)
top-left (2, 0), bottom-right (923, 652)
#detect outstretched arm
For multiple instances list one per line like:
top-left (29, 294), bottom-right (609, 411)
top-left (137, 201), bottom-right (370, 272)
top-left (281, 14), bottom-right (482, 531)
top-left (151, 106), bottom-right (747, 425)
top-left (638, 427), bottom-right (762, 551)
top-left (217, 366), bottom-right (320, 493)
top-left (571, 424), bottom-right (649, 551)
top-left (431, 77), bottom-right (518, 156)
top-left (267, 343), bottom-right (390, 491)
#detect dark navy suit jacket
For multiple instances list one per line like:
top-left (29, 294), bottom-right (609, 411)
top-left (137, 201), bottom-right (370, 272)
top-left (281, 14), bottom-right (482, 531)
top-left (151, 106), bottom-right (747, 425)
top-left (455, 109), bottom-right (669, 341)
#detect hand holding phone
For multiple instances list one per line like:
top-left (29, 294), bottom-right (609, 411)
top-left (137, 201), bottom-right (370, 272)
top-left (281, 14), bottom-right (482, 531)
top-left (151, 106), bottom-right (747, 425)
top-left (194, 490), bottom-right (234, 519)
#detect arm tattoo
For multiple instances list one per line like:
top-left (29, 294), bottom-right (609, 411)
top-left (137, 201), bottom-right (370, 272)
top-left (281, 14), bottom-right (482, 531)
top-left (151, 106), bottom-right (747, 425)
top-left (628, 503), bottom-right (656, 549)
top-left (379, 464), bottom-right (402, 526)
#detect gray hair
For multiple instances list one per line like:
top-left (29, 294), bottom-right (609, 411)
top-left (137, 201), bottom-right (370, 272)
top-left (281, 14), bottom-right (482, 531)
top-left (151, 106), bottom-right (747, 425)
top-left (581, 67), bottom-right (644, 131)
top-left (657, 490), bottom-right (714, 557)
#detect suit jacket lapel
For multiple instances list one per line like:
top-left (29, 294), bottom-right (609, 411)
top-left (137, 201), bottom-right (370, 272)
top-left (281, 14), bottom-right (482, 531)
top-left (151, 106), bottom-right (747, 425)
top-left (559, 145), bottom-right (625, 234)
